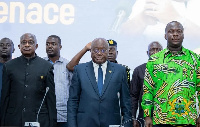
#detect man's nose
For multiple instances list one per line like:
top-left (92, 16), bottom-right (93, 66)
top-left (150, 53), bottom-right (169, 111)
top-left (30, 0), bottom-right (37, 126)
top-left (97, 51), bottom-right (102, 55)
top-left (2, 45), bottom-right (7, 49)
top-left (24, 42), bottom-right (31, 46)
top-left (47, 44), bottom-right (53, 49)
top-left (109, 50), bottom-right (113, 53)
top-left (154, 49), bottom-right (158, 53)
top-left (173, 31), bottom-right (179, 36)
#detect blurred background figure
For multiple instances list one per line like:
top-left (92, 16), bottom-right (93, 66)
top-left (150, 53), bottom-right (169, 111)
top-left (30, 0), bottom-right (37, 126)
top-left (0, 37), bottom-right (15, 101)
top-left (130, 41), bottom-right (162, 127)
top-left (107, 39), bottom-right (131, 87)
top-left (120, 0), bottom-right (200, 52)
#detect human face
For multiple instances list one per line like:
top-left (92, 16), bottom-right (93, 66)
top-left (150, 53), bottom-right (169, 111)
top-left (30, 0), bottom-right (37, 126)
top-left (91, 39), bottom-right (108, 64)
top-left (108, 46), bottom-right (118, 62)
top-left (165, 22), bottom-right (184, 49)
top-left (147, 42), bottom-right (163, 57)
top-left (18, 33), bottom-right (38, 58)
top-left (0, 38), bottom-right (14, 58)
top-left (46, 37), bottom-right (61, 58)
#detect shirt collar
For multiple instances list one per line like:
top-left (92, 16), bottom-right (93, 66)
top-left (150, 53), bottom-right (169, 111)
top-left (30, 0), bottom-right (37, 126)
top-left (21, 53), bottom-right (37, 62)
top-left (46, 56), bottom-right (64, 64)
top-left (93, 61), bottom-right (108, 68)
top-left (164, 46), bottom-right (187, 56)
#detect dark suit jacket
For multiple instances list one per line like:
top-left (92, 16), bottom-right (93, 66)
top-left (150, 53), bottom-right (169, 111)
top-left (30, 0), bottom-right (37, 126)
top-left (130, 63), bottom-right (146, 127)
top-left (0, 55), bottom-right (57, 127)
top-left (130, 63), bottom-right (146, 119)
top-left (67, 61), bottom-right (132, 127)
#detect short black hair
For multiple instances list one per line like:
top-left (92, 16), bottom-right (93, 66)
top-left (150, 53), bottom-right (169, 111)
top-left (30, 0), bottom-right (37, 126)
top-left (48, 35), bottom-right (61, 44)
top-left (0, 37), bottom-right (14, 46)
top-left (20, 33), bottom-right (37, 44)
top-left (165, 21), bottom-right (184, 33)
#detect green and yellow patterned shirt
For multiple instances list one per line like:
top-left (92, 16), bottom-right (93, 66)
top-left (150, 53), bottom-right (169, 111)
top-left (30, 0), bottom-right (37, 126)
top-left (141, 47), bottom-right (200, 125)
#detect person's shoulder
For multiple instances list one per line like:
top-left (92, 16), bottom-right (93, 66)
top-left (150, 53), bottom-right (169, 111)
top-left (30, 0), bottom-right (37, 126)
top-left (185, 48), bottom-right (199, 57)
top-left (121, 64), bottom-right (130, 70)
top-left (59, 57), bottom-right (70, 64)
top-left (182, 47), bottom-right (200, 62)
top-left (136, 63), bottom-right (146, 68)
top-left (75, 61), bottom-right (91, 69)
top-left (135, 63), bottom-right (146, 70)
top-left (5, 56), bottom-right (21, 66)
top-left (37, 56), bottom-right (52, 66)
top-left (110, 62), bottom-right (127, 70)
top-left (43, 56), bottom-right (48, 61)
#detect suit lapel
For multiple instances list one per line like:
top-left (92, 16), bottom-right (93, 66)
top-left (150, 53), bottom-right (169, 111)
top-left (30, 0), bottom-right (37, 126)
top-left (85, 61), bottom-right (100, 97)
top-left (101, 61), bottom-right (114, 97)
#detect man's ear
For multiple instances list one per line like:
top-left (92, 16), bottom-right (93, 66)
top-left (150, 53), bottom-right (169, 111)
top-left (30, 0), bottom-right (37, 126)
top-left (60, 45), bottom-right (62, 50)
top-left (12, 48), bottom-right (15, 53)
top-left (35, 44), bottom-right (38, 49)
top-left (164, 34), bottom-right (167, 40)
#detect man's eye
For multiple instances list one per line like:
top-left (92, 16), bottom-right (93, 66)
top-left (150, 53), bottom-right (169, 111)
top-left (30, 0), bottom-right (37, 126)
top-left (177, 30), bottom-right (183, 33)
top-left (94, 49), bottom-right (98, 53)
top-left (29, 41), bottom-right (34, 45)
top-left (168, 30), bottom-right (173, 33)
top-left (22, 41), bottom-right (26, 45)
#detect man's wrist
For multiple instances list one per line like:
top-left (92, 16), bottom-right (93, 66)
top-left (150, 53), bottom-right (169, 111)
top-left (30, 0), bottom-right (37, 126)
top-left (144, 109), bottom-right (151, 117)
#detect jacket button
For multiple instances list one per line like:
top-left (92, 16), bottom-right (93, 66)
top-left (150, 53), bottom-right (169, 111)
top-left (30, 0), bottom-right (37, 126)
top-left (23, 108), bottom-right (26, 112)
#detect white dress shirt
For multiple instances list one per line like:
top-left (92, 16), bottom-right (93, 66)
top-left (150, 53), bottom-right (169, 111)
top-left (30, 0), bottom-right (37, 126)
top-left (92, 61), bottom-right (107, 84)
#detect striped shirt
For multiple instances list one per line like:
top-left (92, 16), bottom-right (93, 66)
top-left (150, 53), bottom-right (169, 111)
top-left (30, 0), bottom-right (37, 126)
top-left (44, 57), bottom-right (73, 122)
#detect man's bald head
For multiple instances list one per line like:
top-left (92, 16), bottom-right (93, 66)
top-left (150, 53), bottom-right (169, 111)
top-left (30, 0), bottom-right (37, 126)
top-left (147, 41), bottom-right (163, 57)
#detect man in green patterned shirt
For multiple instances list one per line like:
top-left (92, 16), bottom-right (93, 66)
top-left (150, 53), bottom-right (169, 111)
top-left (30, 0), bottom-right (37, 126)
top-left (142, 21), bottom-right (200, 127)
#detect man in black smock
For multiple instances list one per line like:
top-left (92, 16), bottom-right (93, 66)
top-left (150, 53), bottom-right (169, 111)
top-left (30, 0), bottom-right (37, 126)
top-left (0, 33), bottom-right (57, 127)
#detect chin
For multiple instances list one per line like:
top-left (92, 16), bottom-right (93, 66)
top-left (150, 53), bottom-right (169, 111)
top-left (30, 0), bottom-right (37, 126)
top-left (96, 60), bottom-right (106, 64)
top-left (22, 51), bottom-right (31, 55)
top-left (96, 61), bottom-right (103, 64)
top-left (48, 54), bottom-right (56, 57)
top-left (108, 59), bottom-right (115, 62)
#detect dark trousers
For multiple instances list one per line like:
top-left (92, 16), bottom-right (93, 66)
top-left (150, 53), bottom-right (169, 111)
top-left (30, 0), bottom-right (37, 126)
top-left (57, 122), bottom-right (67, 127)
top-left (153, 124), bottom-right (195, 127)
top-left (137, 118), bottom-right (145, 127)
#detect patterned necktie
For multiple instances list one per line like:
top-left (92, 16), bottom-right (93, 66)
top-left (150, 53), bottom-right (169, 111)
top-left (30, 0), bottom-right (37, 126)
top-left (98, 64), bottom-right (103, 95)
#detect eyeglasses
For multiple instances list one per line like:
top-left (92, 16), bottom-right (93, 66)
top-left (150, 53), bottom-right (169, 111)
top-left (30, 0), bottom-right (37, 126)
top-left (21, 40), bottom-right (35, 46)
top-left (93, 48), bottom-right (107, 54)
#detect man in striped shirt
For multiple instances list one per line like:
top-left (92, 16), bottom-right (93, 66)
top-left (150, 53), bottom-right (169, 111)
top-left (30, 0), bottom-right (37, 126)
top-left (44, 35), bottom-right (72, 127)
